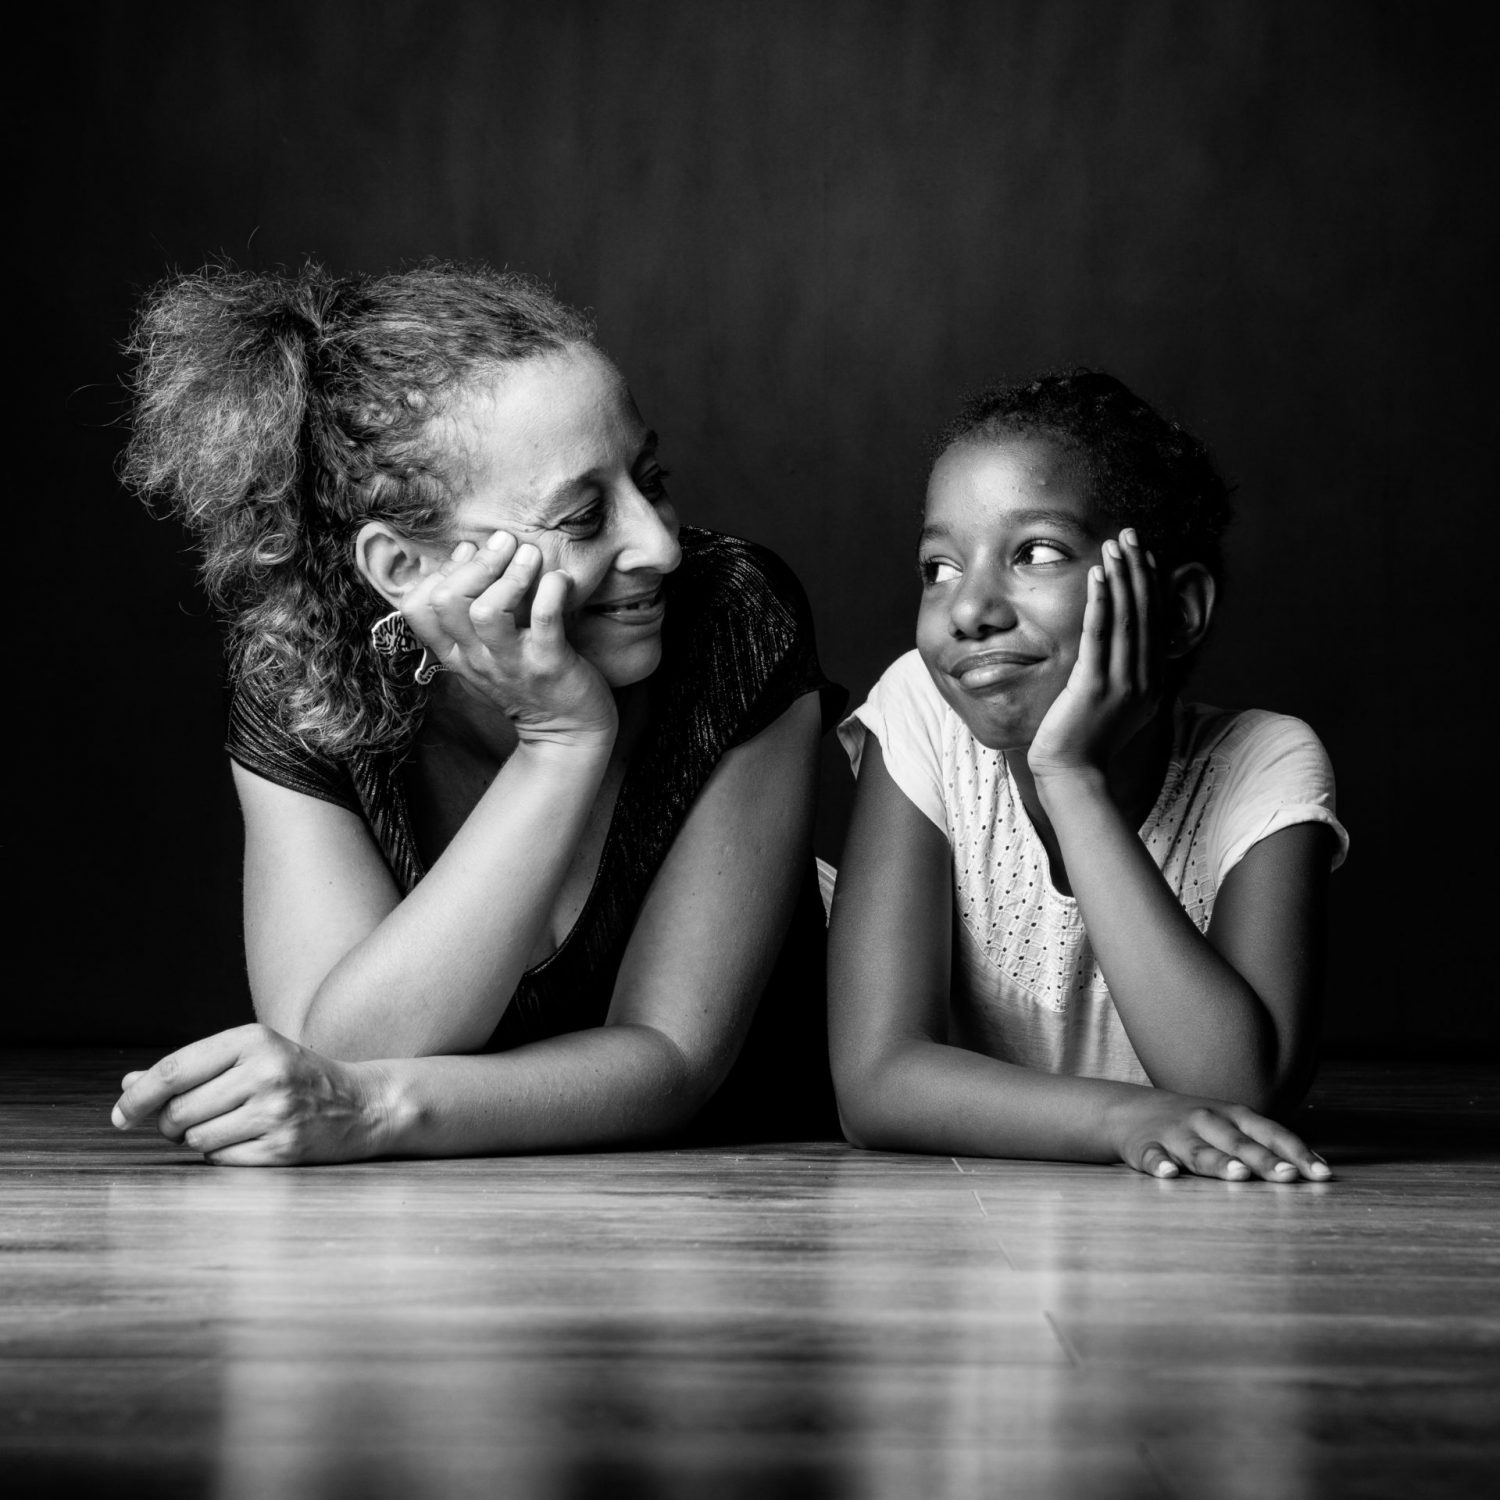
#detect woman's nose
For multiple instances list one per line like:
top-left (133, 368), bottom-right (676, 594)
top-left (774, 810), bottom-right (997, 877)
top-left (949, 573), bottom-right (1016, 637)
top-left (618, 489), bottom-right (682, 575)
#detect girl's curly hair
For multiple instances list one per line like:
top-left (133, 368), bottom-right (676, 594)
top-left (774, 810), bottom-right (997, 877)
top-left (933, 369), bottom-right (1234, 583)
top-left (122, 259), bottom-right (595, 756)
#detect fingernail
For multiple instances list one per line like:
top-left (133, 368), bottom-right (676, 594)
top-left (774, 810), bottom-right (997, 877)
top-left (1273, 1162), bottom-right (1297, 1177)
top-left (1146, 551), bottom-right (1157, 568)
top-left (486, 530), bottom-right (509, 550)
top-left (1121, 528), bottom-right (1137, 546)
top-left (110, 1105), bottom-right (127, 1129)
top-left (1155, 1161), bottom-right (1177, 1177)
top-left (452, 541), bottom-right (476, 561)
top-left (1226, 1160), bottom-right (1249, 1179)
top-left (1090, 565), bottom-right (1104, 583)
top-left (1309, 1161), bottom-right (1332, 1178)
top-left (1104, 539), bottom-right (1120, 559)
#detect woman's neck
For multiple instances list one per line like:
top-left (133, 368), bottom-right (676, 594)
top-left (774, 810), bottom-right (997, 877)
top-left (1007, 702), bottom-right (1176, 898)
top-left (420, 677), bottom-right (522, 764)
top-left (418, 677), bottom-right (651, 768)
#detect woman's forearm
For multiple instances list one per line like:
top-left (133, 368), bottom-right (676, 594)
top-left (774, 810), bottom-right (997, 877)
top-left (361, 1023), bottom-right (703, 1157)
top-left (297, 739), bottom-right (613, 1060)
top-left (1036, 769), bottom-right (1278, 1105)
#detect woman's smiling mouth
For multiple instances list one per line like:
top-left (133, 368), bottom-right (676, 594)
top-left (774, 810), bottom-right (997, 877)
top-left (584, 583), bottom-right (666, 625)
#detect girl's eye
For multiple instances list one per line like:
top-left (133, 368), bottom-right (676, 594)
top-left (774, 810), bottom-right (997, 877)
top-left (637, 465), bottom-right (672, 502)
top-left (1016, 540), bottom-right (1070, 566)
top-left (920, 557), bottom-right (960, 586)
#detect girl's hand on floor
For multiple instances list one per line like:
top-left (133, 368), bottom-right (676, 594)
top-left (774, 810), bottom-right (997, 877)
top-left (403, 532), bottom-right (619, 752)
top-left (111, 1024), bottom-right (391, 1166)
top-left (1106, 1088), bottom-right (1331, 1182)
top-left (1028, 527), bottom-right (1162, 780)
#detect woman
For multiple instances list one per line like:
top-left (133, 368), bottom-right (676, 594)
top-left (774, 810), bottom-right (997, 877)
top-left (114, 261), bottom-right (841, 1164)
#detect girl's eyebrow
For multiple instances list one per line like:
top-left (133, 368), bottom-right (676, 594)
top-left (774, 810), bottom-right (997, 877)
top-left (919, 507), bottom-right (1098, 544)
top-left (1004, 507), bottom-right (1099, 537)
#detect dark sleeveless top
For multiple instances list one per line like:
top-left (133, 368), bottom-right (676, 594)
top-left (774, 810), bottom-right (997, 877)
top-left (226, 527), bottom-right (846, 1140)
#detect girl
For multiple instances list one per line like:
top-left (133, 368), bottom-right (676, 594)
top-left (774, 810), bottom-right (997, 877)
top-left (829, 371), bottom-right (1345, 1181)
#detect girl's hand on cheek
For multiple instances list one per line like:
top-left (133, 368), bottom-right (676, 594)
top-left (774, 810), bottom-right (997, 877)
top-left (1106, 1088), bottom-right (1331, 1183)
top-left (1027, 528), bottom-right (1163, 782)
top-left (110, 1025), bottom-right (392, 1166)
top-left (403, 532), bottom-right (618, 752)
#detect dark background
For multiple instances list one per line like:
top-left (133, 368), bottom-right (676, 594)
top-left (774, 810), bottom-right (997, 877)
top-left (19, 1), bottom-right (1495, 1053)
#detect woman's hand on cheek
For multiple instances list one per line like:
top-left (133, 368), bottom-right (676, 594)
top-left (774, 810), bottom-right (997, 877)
top-left (403, 532), bottom-right (618, 752)
top-left (1027, 528), bottom-right (1163, 781)
top-left (1106, 1088), bottom-right (1331, 1183)
top-left (111, 1024), bottom-right (392, 1166)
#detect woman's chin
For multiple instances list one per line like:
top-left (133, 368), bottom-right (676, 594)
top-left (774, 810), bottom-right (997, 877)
top-left (585, 635), bottom-right (665, 689)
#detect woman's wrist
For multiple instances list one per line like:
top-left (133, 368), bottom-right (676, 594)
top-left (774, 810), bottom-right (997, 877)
top-left (354, 1059), bottom-right (417, 1158)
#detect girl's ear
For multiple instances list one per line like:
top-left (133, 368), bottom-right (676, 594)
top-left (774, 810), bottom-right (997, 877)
top-left (1164, 561), bottom-right (1218, 659)
top-left (354, 521), bottom-right (439, 608)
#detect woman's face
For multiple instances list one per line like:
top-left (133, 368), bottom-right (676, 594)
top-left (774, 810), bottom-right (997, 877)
top-left (444, 345), bottom-right (682, 688)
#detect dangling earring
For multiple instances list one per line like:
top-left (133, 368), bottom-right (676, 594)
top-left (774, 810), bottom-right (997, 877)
top-left (370, 610), bottom-right (443, 686)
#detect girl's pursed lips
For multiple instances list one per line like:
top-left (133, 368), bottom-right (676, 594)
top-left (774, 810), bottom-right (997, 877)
top-left (949, 649), bottom-right (1044, 674)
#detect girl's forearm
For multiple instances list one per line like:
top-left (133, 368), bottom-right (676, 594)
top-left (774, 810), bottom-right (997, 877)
top-left (1036, 768), bottom-right (1278, 1105)
top-left (297, 739), bottom-right (613, 1060)
top-left (839, 1035), bottom-right (1147, 1162)
top-left (358, 1023), bottom-right (703, 1157)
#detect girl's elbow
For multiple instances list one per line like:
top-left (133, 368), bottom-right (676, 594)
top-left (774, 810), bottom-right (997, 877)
top-left (831, 1061), bottom-right (901, 1151)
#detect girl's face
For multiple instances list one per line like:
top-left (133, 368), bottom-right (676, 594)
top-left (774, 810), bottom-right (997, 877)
top-left (445, 345), bottom-right (682, 688)
top-left (916, 437), bottom-right (1107, 751)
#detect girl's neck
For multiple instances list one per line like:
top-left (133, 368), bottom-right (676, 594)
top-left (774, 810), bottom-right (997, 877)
top-left (1006, 702), bottom-right (1177, 898)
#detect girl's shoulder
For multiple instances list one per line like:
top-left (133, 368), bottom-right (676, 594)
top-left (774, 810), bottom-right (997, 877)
top-left (1172, 702), bottom-right (1335, 777)
top-left (1168, 702), bottom-right (1347, 872)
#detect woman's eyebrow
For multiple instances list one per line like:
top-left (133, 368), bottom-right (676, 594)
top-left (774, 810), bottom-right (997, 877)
top-left (519, 429), bottom-right (661, 525)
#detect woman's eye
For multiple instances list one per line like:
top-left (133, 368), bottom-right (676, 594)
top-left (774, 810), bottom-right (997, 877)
top-left (1016, 540), bottom-right (1070, 566)
top-left (560, 505), bottom-right (605, 538)
top-left (920, 558), bottom-right (960, 586)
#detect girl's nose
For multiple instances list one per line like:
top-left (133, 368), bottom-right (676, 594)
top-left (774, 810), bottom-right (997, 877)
top-left (949, 574), bottom-right (1017, 637)
top-left (617, 487), bottom-right (683, 576)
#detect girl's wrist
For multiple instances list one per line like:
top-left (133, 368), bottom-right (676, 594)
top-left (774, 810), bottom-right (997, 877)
top-left (1030, 760), bottom-right (1109, 810)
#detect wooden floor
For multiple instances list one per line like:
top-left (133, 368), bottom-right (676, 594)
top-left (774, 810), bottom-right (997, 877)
top-left (3, 1054), bottom-right (1497, 1499)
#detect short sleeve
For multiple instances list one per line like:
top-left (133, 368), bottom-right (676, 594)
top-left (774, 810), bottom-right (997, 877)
top-left (226, 667), bottom-right (360, 813)
top-left (673, 530), bottom-right (845, 748)
top-left (1203, 711), bottom-right (1348, 883)
top-left (838, 651), bottom-right (949, 834)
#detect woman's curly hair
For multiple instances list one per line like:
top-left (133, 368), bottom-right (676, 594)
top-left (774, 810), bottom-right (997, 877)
top-left (122, 259), bottom-right (594, 756)
top-left (932, 369), bottom-right (1234, 583)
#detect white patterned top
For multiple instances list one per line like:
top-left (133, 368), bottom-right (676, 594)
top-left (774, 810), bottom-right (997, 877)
top-left (839, 651), bottom-right (1348, 1084)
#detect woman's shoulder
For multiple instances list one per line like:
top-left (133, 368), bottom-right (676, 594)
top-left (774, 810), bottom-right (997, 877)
top-left (664, 527), bottom-right (844, 741)
top-left (672, 526), bottom-right (811, 623)
top-left (227, 662), bottom-right (361, 811)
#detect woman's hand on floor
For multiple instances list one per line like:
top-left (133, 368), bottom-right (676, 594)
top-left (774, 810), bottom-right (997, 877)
top-left (111, 1024), bottom-right (392, 1166)
top-left (1106, 1088), bottom-right (1331, 1182)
